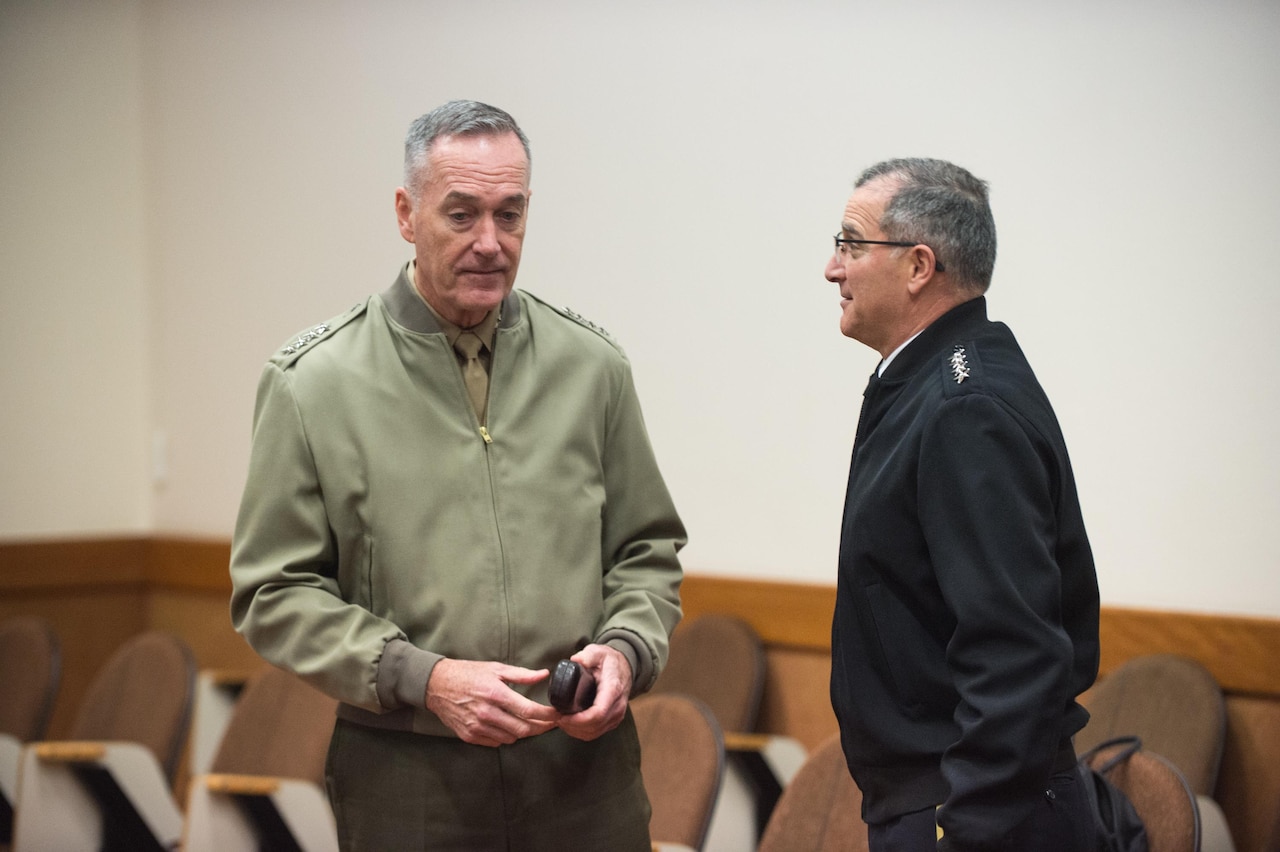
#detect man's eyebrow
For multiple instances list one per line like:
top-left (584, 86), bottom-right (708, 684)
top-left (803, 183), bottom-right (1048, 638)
top-left (442, 190), bottom-right (528, 209)
top-left (840, 222), bottom-right (865, 238)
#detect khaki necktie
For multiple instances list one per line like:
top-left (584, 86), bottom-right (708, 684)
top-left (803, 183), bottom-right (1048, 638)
top-left (454, 331), bottom-right (488, 421)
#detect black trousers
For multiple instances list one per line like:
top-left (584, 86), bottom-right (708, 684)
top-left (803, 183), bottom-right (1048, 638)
top-left (325, 714), bottom-right (651, 852)
top-left (867, 768), bottom-right (1093, 852)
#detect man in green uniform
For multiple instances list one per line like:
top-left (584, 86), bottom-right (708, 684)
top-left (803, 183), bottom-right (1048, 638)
top-left (230, 100), bottom-right (685, 851)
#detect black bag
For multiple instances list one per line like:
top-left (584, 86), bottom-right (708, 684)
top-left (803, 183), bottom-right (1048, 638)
top-left (1077, 735), bottom-right (1149, 852)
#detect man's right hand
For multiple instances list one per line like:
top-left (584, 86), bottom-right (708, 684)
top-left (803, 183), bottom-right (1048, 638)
top-left (425, 659), bottom-right (560, 747)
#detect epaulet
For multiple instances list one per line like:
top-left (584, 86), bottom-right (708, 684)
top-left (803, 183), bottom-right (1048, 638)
top-left (523, 291), bottom-right (620, 347)
top-left (269, 300), bottom-right (367, 367)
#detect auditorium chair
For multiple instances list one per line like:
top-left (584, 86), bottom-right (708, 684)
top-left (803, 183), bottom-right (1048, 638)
top-left (183, 663), bottom-right (338, 852)
top-left (651, 613), bottom-right (767, 733)
top-left (633, 692), bottom-right (725, 852)
top-left (1079, 653), bottom-right (1233, 849)
top-left (187, 668), bottom-right (255, 779)
top-left (1078, 653), bottom-right (1226, 796)
top-left (0, 616), bottom-right (61, 846)
top-left (651, 613), bottom-right (807, 847)
top-left (10, 630), bottom-right (195, 852)
top-left (756, 732), bottom-right (868, 852)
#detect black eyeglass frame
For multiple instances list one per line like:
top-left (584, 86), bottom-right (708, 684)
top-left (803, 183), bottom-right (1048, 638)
top-left (833, 235), bottom-right (946, 273)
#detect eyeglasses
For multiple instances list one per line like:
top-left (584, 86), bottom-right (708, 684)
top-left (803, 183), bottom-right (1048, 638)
top-left (833, 235), bottom-right (946, 272)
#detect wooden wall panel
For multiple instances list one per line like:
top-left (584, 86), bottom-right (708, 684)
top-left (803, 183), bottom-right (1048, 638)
top-left (145, 537), bottom-right (238, 593)
top-left (145, 589), bottom-right (263, 676)
top-left (679, 574), bottom-right (835, 652)
top-left (0, 537), bottom-right (148, 591)
top-left (1099, 606), bottom-right (1280, 698)
top-left (756, 647), bottom-right (838, 751)
top-left (681, 574), bottom-right (1280, 701)
top-left (0, 590), bottom-right (146, 739)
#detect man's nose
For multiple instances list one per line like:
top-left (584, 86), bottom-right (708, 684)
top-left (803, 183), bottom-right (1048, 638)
top-left (473, 217), bottom-right (500, 255)
top-left (825, 254), bottom-right (844, 283)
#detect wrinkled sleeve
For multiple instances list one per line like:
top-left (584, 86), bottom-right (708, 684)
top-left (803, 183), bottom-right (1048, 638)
top-left (594, 360), bottom-right (686, 694)
top-left (229, 363), bottom-right (436, 713)
top-left (920, 394), bottom-right (1076, 850)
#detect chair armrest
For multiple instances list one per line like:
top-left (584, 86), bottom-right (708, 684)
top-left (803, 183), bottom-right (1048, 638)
top-left (15, 740), bottom-right (182, 851)
top-left (203, 773), bottom-right (281, 796)
top-left (31, 741), bottom-right (108, 762)
top-left (723, 732), bottom-right (808, 787)
top-left (185, 773), bottom-right (338, 852)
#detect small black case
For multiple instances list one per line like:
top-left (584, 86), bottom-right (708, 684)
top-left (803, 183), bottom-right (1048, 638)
top-left (549, 659), bottom-right (597, 714)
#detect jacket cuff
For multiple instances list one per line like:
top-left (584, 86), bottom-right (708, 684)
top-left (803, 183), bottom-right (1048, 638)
top-left (377, 638), bottom-right (443, 711)
top-left (597, 629), bottom-right (648, 696)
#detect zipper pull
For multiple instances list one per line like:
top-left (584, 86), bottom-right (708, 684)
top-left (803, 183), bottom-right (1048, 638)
top-left (479, 426), bottom-right (493, 444)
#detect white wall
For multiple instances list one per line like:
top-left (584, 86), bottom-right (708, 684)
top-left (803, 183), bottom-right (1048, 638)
top-left (3, 0), bottom-right (1278, 617)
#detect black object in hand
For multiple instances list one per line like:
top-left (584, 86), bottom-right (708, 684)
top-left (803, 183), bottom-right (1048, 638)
top-left (549, 660), bottom-right (597, 714)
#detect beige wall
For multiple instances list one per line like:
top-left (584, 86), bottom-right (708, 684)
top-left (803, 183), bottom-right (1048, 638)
top-left (2, 0), bottom-right (1279, 617)
top-left (1, 0), bottom-right (151, 535)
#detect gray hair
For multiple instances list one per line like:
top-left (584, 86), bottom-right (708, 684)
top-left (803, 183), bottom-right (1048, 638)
top-left (856, 158), bottom-right (997, 293)
top-left (403, 100), bottom-right (531, 194)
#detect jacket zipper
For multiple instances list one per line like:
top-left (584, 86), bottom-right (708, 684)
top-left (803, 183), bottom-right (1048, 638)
top-left (481, 329), bottom-right (510, 659)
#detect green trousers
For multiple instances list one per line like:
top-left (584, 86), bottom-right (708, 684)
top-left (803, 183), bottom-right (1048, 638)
top-left (325, 713), bottom-right (651, 852)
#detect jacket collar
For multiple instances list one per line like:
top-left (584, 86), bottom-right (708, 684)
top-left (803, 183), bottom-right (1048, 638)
top-left (380, 263), bottom-right (522, 334)
top-left (879, 296), bottom-right (988, 381)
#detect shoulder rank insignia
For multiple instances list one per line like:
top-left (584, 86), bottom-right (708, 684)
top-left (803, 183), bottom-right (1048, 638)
top-left (560, 306), bottom-right (615, 342)
top-left (949, 345), bottom-right (971, 384)
top-left (281, 323), bottom-right (330, 356)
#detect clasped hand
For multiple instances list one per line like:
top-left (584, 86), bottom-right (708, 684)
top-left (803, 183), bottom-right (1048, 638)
top-left (425, 643), bottom-right (632, 747)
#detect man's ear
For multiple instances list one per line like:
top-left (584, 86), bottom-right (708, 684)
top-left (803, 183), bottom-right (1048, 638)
top-left (394, 187), bottom-right (415, 244)
top-left (905, 244), bottom-right (942, 296)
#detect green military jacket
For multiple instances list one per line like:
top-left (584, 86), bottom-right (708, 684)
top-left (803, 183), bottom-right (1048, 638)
top-left (230, 268), bottom-right (685, 737)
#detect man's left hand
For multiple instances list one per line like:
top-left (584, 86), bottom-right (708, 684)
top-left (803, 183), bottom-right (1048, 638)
top-left (556, 643), bottom-right (632, 741)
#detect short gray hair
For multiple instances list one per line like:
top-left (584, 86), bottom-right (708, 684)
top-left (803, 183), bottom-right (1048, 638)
top-left (403, 100), bottom-right (531, 193)
top-left (856, 158), bottom-right (996, 293)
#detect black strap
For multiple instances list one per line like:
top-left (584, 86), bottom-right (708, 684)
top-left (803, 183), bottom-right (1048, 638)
top-left (1079, 735), bottom-right (1143, 774)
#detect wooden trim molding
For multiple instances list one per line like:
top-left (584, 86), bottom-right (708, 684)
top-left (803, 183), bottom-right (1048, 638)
top-left (679, 574), bottom-right (835, 652)
top-left (0, 536), bottom-right (230, 594)
top-left (0, 537), bottom-right (149, 592)
top-left (1098, 606), bottom-right (1280, 698)
top-left (3, 538), bottom-right (1278, 698)
top-left (145, 538), bottom-right (235, 592)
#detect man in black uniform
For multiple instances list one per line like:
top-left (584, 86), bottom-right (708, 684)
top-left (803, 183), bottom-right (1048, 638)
top-left (825, 158), bottom-right (1100, 852)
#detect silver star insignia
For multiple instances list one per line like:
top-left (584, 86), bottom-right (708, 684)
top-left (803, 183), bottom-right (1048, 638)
top-left (950, 346), bottom-right (970, 384)
top-left (281, 323), bottom-right (330, 355)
